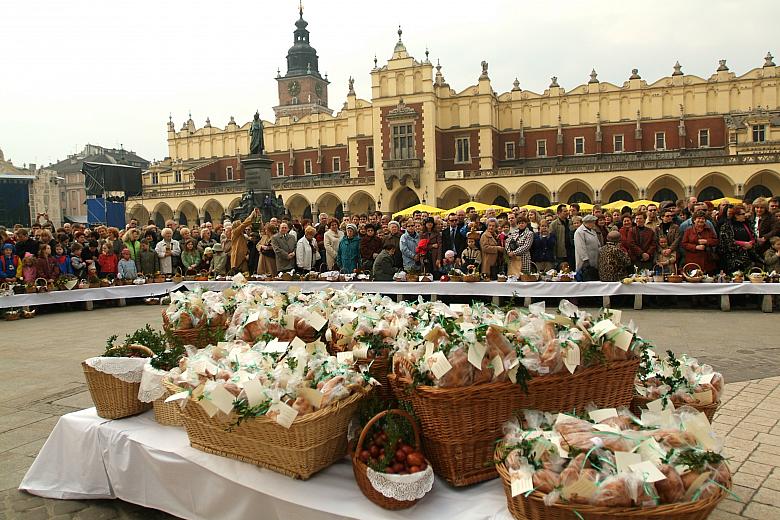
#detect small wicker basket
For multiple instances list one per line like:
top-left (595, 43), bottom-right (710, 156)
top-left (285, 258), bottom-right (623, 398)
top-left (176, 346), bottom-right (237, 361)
top-left (82, 344), bottom-right (154, 419)
top-left (520, 262), bottom-right (541, 282)
top-left (154, 380), bottom-right (184, 426)
top-left (682, 263), bottom-right (704, 283)
top-left (352, 409), bottom-right (432, 510)
top-left (747, 267), bottom-right (766, 284)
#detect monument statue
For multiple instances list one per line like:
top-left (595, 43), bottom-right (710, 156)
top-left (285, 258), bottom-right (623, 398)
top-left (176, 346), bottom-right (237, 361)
top-left (249, 111), bottom-right (265, 155)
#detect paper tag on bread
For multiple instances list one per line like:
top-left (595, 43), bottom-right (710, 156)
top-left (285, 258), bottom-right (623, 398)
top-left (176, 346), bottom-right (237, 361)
top-left (270, 401), bottom-right (299, 429)
top-left (511, 473), bottom-right (534, 497)
top-left (430, 353), bottom-right (453, 379)
top-left (588, 408), bottom-right (618, 423)
top-left (298, 387), bottom-right (323, 409)
top-left (243, 379), bottom-right (265, 407)
top-left (468, 342), bottom-right (486, 370)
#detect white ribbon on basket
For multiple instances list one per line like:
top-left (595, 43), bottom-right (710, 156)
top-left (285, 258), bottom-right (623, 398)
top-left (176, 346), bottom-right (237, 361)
top-left (84, 357), bottom-right (149, 384)
top-left (137, 363), bottom-right (170, 402)
top-left (365, 464), bottom-right (434, 501)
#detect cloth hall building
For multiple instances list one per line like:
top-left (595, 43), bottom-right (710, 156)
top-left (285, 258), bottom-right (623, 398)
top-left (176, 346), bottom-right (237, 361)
top-left (128, 11), bottom-right (780, 226)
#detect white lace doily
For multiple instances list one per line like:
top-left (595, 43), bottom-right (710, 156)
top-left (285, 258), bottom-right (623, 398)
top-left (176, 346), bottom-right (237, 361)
top-left (84, 357), bottom-right (149, 383)
top-left (365, 464), bottom-right (434, 501)
top-left (138, 364), bottom-right (169, 402)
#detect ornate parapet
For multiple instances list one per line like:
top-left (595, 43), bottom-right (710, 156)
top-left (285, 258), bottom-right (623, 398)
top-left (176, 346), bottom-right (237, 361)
top-left (382, 158), bottom-right (423, 189)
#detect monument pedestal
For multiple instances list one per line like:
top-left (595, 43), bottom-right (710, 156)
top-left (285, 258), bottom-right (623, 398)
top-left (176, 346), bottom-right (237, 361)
top-left (241, 155), bottom-right (274, 192)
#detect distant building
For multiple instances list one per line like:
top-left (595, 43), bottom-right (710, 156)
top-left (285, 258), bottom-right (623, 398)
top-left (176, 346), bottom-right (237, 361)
top-left (0, 147), bottom-right (63, 228)
top-left (127, 9), bottom-right (780, 225)
top-left (47, 144), bottom-right (149, 223)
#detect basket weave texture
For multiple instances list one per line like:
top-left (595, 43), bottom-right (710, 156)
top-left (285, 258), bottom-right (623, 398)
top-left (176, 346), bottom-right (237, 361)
top-left (82, 365), bottom-right (151, 419)
top-left (388, 358), bottom-right (639, 487)
top-left (181, 390), bottom-right (367, 479)
top-left (631, 395), bottom-right (719, 422)
top-left (495, 454), bottom-right (728, 520)
top-left (153, 385), bottom-right (183, 426)
top-left (359, 353), bottom-right (393, 403)
top-left (352, 409), bottom-right (427, 510)
top-left (162, 312), bottom-right (222, 349)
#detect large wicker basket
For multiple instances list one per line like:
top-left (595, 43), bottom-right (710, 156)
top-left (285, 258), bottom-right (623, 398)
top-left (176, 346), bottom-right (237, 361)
top-left (359, 352), bottom-right (394, 403)
top-left (82, 344), bottom-right (154, 419)
top-left (352, 409), bottom-right (431, 510)
top-left (181, 389), bottom-right (368, 479)
top-left (495, 453), bottom-right (729, 520)
top-left (154, 381), bottom-right (184, 426)
top-left (630, 394), bottom-right (719, 422)
top-left (388, 358), bottom-right (639, 487)
top-left (162, 312), bottom-right (224, 349)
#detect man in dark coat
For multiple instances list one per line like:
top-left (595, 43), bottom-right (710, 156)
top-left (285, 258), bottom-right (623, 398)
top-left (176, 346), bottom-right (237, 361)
top-left (441, 212), bottom-right (466, 258)
top-left (372, 242), bottom-right (397, 281)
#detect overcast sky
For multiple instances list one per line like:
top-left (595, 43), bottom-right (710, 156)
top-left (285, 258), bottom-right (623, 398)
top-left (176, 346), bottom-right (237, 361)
top-left (1, 0), bottom-right (777, 168)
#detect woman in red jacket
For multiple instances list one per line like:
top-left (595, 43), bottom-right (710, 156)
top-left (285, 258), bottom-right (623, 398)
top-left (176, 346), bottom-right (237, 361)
top-left (35, 243), bottom-right (60, 281)
top-left (97, 243), bottom-right (118, 278)
top-left (681, 211), bottom-right (719, 274)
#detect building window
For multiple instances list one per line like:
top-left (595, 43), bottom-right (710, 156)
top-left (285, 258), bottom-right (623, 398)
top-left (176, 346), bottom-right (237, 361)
top-left (455, 137), bottom-right (471, 163)
top-left (655, 132), bottom-right (666, 150)
top-left (574, 137), bottom-right (585, 155)
top-left (536, 140), bottom-right (547, 157)
top-left (277, 162), bottom-right (285, 177)
top-left (304, 159), bottom-right (313, 174)
top-left (226, 166), bottom-right (234, 180)
top-left (613, 134), bottom-right (624, 153)
top-left (366, 146), bottom-right (374, 170)
top-left (392, 124), bottom-right (414, 160)
top-left (151, 172), bottom-right (159, 185)
top-left (174, 171), bottom-right (182, 183)
top-left (698, 129), bottom-right (710, 147)
top-left (332, 157), bottom-right (341, 172)
top-left (752, 124), bottom-right (766, 143)
top-left (505, 142), bottom-right (515, 160)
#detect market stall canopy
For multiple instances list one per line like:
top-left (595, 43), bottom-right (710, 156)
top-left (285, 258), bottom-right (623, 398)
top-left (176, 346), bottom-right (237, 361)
top-left (443, 201), bottom-right (510, 215)
top-left (710, 197), bottom-right (744, 205)
top-left (602, 200), bottom-right (633, 210)
top-left (82, 162), bottom-right (142, 197)
top-left (392, 203), bottom-right (444, 218)
top-left (628, 199), bottom-right (657, 209)
top-left (520, 205), bottom-right (546, 212)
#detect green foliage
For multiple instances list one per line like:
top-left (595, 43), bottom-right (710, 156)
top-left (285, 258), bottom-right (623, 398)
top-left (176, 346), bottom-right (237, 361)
top-left (666, 448), bottom-right (725, 472)
top-left (102, 325), bottom-right (168, 358)
top-left (229, 398), bottom-right (272, 430)
top-left (150, 331), bottom-right (186, 371)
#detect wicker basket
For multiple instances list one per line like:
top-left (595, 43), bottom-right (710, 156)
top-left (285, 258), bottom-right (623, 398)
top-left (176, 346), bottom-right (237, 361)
top-left (162, 312), bottom-right (223, 349)
top-left (682, 263), bottom-right (704, 283)
top-left (181, 389), bottom-right (367, 480)
top-left (520, 262), bottom-right (541, 282)
top-left (358, 351), bottom-right (394, 403)
top-left (82, 344), bottom-right (154, 419)
top-left (352, 409), bottom-right (430, 510)
top-left (747, 267), bottom-right (766, 284)
top-left (154, 382), bottom-right (184, 426)
top-left (463, 273), bottom-right (481, 282)
top-left (448, 274), bottom-right (463, 282)
top-left (388, 358), bottom-right (639, 487)
top-left (631, 394), bottom-right (719, 422)
top-left (495, 452), bottom-right (729, 520)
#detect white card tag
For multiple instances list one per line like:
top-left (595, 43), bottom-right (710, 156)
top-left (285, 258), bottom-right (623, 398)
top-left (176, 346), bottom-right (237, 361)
top-left (693, 390), bottom-right (714, 405)
top-left (290, 336), bottom-right (307, 350)
top-left (637, 438), bottom-right (667, 465)
top-left (336, 351), bottom-right (354, 364)
top-left (615, 451), bottom-right (643, 474)
top-left (646, 398), bottom-right (674, 413)
top-left (683, 412), bottom-right (718, 450)
top-left (698, 372), bottom-right (715, 385)
top-left (263, 339), bottom-right (290, 353)
top-left (450, 303), bottom-right (467, 314)
top-left (607, 309), bottom-right (622, 325)
top-left (208, 385), bottom-right (236, 415)
top-left (561, 476), bottom-right (597, 501)
top-left (298, 387), bottom-right (323, 409)
top-left (424, 341), bottom-right (435, 358)
top-left (468, 342), bottom-right (486, 370)
top-left (588, 408), bottom-right (618, 423)
top-left (271, 401), bottom-right (299, 429)
top-left (306, 311), bottom-right (327, 330)
top-left (611, 329), bottom-right (634, 352)
top-left (430, 353), bottom-right (453, 379)
top-left (508, 366), bottom-right (518, 384)
top-left (164, 391), bottom-right (189, 403)
top-left (511, 474), bottom-right (534, 497)
top-left (591, 319), bottom-right (618, 339)
top-left (629, 461), bottom-right (667, 483)
top-left (243, 379), bottom-right (264, 407)
top-left (593, 423), bottom-right (621, 434)
top-left (353, 346), bottom-right (369, 359)
top-left (564, 344), bottom-right (580, 374)
top-left (198, 397), bottom-right (219, 417)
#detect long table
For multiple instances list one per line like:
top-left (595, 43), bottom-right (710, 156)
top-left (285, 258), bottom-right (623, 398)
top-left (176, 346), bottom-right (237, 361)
top-left (19, 409), bottom-right (510, 520)
top-left (1, 280), bottom-right (778, 312)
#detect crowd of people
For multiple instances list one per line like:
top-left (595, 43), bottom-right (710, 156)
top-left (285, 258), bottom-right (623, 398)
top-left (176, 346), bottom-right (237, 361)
top-left (1, 195), bottom-right (779, 288)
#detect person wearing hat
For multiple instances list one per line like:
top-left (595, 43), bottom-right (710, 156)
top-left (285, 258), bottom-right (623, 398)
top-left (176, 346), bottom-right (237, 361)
top-left (336, 223), bottom-right (361, 273)
top-left (198, 246), bottom-right (214, 273)
top-left (386, 220), bottom-right (403, 269)
top-left (574, 214), bottom-right (601, 281)
top-left (209, 243), bottom-right (228, 276)
top-left (0, 243), bottom-right (19, 282)
top-left (399, 219), bottom-right (421, 270)
top-left (626, 211), bottom-right (656, 271)
top-left (271, 222), bottom-right (298, 272)
top-left (372, 240), bottom-right (398, 281)
top-left (598, 230), bottom-right (633, 282)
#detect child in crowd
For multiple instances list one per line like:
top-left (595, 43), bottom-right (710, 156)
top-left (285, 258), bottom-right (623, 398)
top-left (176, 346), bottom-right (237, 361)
top-left (20, 253), bottom-right (37, 284)
top-left (117, 248), bottom-right (138, 280)
top-left (52, 243), bottom-right (72, 276)
top-left (138, 240), bottom-right (160, 275)
top-left (36, 243), bottom-right (60, 281)
top-left (70, 243), bottom-right (86, 279)
top-left (440, 250), bottom-right (458, 275)
top-left (1, 243), bottom-right (19, 282)
top-left (97, 243), bottom-right (118, 278)
top-left (198, 247), bottom-right (214, 273)
top-left (209, 244), bottom-right (227, 276)
top-left (654, 236), bottom-right (677, 274)
top-left (764, 236), bottom-right (780, 271)
top-left (181, 239), bottom-right (201, 274)
top-left (82, 240), bottom-right (99, 264)
top-left (460, 234), bottom-right (482, 272)
top-left (531, 220), bottom-right (556, 274)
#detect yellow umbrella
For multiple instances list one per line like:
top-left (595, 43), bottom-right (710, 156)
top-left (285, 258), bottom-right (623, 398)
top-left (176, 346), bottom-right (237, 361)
top-left (488, 204), bottom-right (512, 214)
top-left (628, 199), bottom-right (657, 209)
top-left (521, 204), bottom-right (545, 212)
top-left (575, 202), bottom-right (594, 212)
top-left (710, 197), bottom-right (743, 205)
top-left (602, 200), bottom-right (633, 210)
top-left (445, 201), bottom-right (493, 215)
top-left (392, 203), bottom-right (444, 218)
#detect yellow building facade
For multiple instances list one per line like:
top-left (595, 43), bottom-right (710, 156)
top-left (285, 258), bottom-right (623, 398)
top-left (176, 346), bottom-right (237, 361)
top-left (128, 14), bottom-right (780, 227)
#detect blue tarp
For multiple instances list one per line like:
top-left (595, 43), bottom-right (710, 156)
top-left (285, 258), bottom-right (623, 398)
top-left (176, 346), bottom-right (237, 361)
top-left (87, 198), bottom-right (126, 228)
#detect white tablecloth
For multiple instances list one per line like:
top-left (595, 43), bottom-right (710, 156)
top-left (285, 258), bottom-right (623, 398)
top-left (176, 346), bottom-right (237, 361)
top-left (2, 280), bottom-right (778, 309)
top-left (20, 409), bottom-right (510, 520)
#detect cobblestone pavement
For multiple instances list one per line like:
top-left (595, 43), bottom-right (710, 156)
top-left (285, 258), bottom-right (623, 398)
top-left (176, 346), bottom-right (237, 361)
top-left (0, 302), bottom-right (778, 519)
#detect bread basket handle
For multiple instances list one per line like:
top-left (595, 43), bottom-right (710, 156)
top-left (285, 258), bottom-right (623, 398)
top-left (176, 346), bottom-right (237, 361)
top-left (682, 262), bottom-right (701, 274)
top-left (35, 277), bottom-right (48, 286)
top-left (748, 267), bottom-right (765, 276)
top-left (107, 343), bottom-right (155, 358)
top-left (356, 408), bottom-right (421, 454)
top-left (528, 261), bottom-right (539, 275)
